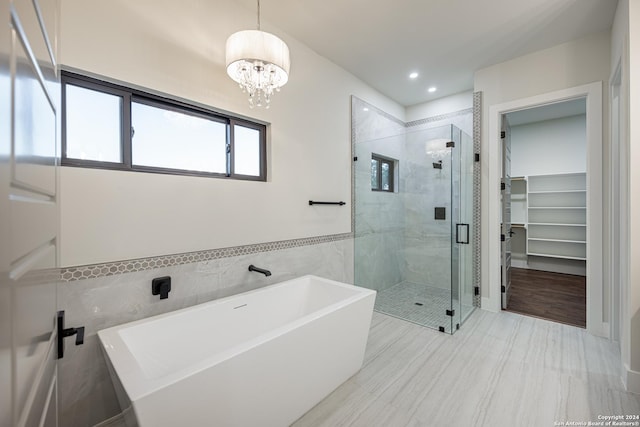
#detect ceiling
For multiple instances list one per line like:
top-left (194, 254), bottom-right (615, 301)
top-left (506, 98), bottom-right (586, 127)
top-left (243, 0), bottom-right (618, 107)
top-left (507, 98), bottom-right (587, 126)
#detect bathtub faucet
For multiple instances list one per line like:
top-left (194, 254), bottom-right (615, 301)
top-left (248, 265), bottom-right (272, 277)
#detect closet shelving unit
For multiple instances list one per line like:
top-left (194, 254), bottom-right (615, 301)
top-left (526, 172), bottom-right (586, 260)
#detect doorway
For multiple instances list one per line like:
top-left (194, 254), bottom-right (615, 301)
top-left (500, 99), bottom-right (588, 327)
top-left (486, 82), bottom-right (606, 337)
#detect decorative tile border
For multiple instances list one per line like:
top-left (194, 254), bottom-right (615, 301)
top-left (60, 232), bottom-right (353, 282)
top-left (472, 91), bottom-right (482, 308)
top-left (350, 95), bottom-right (472, 130)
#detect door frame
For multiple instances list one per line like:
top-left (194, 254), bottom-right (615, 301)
top-left (609, 62), bottom-right (623, 343)
top-left (500, 116), bottom-right (512, 309)
top-left (482, 82), bottom-right (606, 338)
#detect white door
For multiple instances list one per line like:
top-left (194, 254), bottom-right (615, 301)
top-left (0, 0), bottom-right (60, 426)
top-left (501, 115), bottom-right (512, 309)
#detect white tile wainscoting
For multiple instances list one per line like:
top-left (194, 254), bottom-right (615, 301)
top-left (57, 237), bottom-right (354, 427)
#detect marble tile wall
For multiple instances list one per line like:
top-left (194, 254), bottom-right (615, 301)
top-left (402, 126), bottom-right (453, 290)
top-left (352, 97), bottom-right (476, 297)
top-left (352, 97), bottom-right (406, 144)
top-left (353, 96), bottom-right (471, 294)
top-left (353, 98), bottom-right (407, 292)
top-left (57, 238), bottom-right (353, 427)
top-left (354, 134), bottom-right (405, 292)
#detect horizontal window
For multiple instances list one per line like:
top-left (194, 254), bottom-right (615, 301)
top-left (65, 83), bottom-right (123, 163)
top-left (61, 71), bottom-right (267, 181)
top-left (371, 154), bottom-right (396, 192)
top-left (131, 100), bottom-right (227, 173)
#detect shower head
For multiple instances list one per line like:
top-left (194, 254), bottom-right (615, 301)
top-left (433, 161), bottom-right (442, 169)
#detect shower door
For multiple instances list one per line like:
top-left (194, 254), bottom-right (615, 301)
top-left (450, 128), bottom-right (475, 329)
top-left (354, 124), bottom-right (473, 334)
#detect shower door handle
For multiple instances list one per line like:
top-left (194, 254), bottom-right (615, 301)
top-left (456, 223), bottom-right (469, 244)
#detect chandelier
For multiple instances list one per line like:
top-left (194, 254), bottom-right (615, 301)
top-left (425, 139), bottom-right (452, 162)
top-left (225, 0), bottom-right (290, 108)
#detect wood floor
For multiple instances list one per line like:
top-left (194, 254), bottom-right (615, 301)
top-left (293, 310), bottom-right (640, 427)
top-left (506, 268), bottom-right (586, 328)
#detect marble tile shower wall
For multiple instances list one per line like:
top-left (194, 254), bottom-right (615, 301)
top-left (57, 238), bottom-right (353, 427)
top-left (353, 97), bottom-right (407, 292)
top-left (403, 128), bottom-right (452, 290)
top-left (353, 97), bottom-right (472, 293)
top-left (352, 97), bottom-right (406, 143)
top-left (354, 134), bottom-right (406, 292)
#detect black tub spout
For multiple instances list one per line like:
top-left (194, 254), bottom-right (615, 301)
top-left (248, 265), bottom-right (272, 277)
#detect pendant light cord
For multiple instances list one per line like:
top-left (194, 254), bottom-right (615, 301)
top-left (257, 0), bottom-right (261, 30)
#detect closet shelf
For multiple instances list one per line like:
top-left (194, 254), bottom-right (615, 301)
top-left (528, 238), bottom-right (586, 244)
top-left (528, 206), bottom-right (586, 210)
top-left (528, 222), bottom-right (586, 227)
top-left (527, 253), bottom-right (586, 261)
top-left (526, 172), bottom-right (586, 262)
top-left (528, 190), bottom-right (586, 194)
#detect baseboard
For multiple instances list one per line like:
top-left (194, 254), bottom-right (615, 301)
top-left (511, 259), bottom-right (528, 269)
top-left (623, 364), bottom-right (640, 394)
top-left (586, 321), bottom-right (609, 339)
top-left (481, 296), bottom-right (501, 313)
top-left (526, 256), bottom-right (586, 276)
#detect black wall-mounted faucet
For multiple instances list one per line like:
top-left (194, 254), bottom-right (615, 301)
top-left (152, 276), bottom-right (172, 299)
top-left (57, 310), bottom-right (84, 359)
top-left (248, 265), bottom-right (271, 277)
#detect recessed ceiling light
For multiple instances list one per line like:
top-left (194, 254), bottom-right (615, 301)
top-left (409, 72), bottom-right (419, 79)
top-left (363, 107), bottom-right (369, 112)
top-left (428, 87), bottom-right (437, 93)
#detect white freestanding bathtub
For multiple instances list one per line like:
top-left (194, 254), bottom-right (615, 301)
top-left (98, 275), bottom-right (376, 427)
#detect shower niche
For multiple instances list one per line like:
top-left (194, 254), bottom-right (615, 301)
top-left (354, 122), bottom-right (474, 334)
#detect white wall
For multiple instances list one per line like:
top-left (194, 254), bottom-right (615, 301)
top-left (609, 0), bottom-right (630, 390)
top-left (474, 31), bottom-right (610, 314)
top-left (406, 91), bottom-right (473, 122)
top-left (612, 0), bottom-right (640, 393)
top-left (59, 0), bottom-right (403, 267)
top-left (608, 0), bottom-right (640, 394)
top-left (510, 115), bottom-right (586, 177)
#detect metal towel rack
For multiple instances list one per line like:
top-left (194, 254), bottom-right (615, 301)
top-left (308, 200), bottom-right (346, 206)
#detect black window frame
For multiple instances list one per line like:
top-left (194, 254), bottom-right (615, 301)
top-left (371, 154), bottom-right (395, 192)
top-left (61, 71), bottom-right (267, 182)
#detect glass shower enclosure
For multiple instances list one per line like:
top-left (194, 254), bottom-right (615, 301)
top-left (354, 124), bottom-right (474, 333)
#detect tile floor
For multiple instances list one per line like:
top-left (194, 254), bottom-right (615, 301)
top-left (374, 281), bottom-right (475, 333)
top-left (293, 309), bottom-right (640, 427)
top-left (102, 309), bottom-right (640, 427)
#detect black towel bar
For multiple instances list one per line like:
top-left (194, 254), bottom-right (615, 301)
top-left (308, 200), bottom-right (346, 206)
